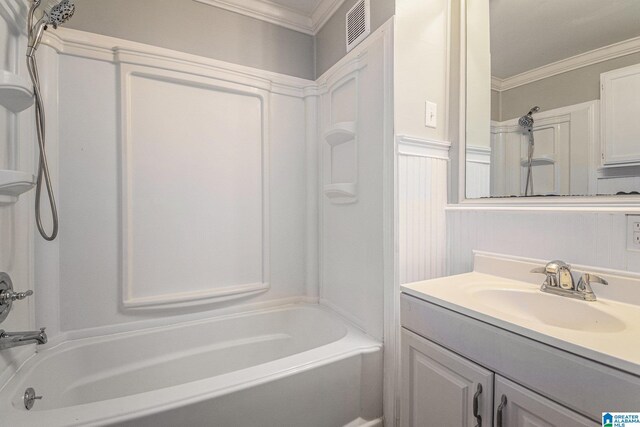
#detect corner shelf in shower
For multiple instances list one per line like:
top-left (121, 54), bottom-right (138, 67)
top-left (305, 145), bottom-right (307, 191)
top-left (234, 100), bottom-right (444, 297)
top-left (0, 71), bottom-right (34, 113)
top-left (324, 183), bottom-right (358, 204)
top-left (323, 122), bottom-right (358, 204)
top-left (0, 170), bottom-right (36, 205)
top-left (323, 122), bottom-right (356, 146)
top-left (520, 154), bottom-right (556, 167)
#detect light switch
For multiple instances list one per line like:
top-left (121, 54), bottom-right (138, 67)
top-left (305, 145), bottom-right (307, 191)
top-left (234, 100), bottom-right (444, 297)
top-left (425, 101), bottom-right (437, 128)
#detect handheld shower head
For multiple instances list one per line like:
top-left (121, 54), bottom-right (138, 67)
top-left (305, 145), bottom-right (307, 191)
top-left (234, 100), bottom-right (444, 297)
top-left (25, 0), bottom-right (76, 241)
top-left (47, 0), bottom-right (75, 28)
top-left (27, 0), bottom-right (75, 57)
top-left (518, 106), bottom-right (540, 130)
top-left (519, 106), bottom-right (540, 196)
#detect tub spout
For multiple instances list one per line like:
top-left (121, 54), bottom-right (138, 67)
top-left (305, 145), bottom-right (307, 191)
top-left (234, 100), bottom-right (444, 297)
top-left (0, 327), bottom-right (47, 350)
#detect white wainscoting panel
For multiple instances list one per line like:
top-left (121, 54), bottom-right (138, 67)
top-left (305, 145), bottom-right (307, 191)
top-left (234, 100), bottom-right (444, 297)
top-left (120, 65), bottom-right (269, 309)
top-left (398, 137), bottom-right (449, 285)
top-left (465, 145), bottom-right (491, 199)
top-left (447, 209), bottom-right (640, 275)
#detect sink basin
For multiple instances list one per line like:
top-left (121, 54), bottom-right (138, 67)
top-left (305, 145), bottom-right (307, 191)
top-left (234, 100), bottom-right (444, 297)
top-left (400, 253), bottom-right (640, 376)
top-left (472, 288), bottom-right (626, 333)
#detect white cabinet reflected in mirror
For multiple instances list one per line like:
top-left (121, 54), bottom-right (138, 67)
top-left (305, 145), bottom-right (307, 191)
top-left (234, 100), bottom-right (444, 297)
top-left (465, 0), bottom-right (640, 199)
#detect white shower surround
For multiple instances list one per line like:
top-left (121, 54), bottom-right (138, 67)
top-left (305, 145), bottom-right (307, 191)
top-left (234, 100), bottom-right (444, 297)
top-left (27, 18), bottom-right (395, 338)
top-left (36, 27), bottom-right (318, 336)
top-left (0, 17), bottom-right (396, 427)
top-left (0, 305), bottom-right (383, 426)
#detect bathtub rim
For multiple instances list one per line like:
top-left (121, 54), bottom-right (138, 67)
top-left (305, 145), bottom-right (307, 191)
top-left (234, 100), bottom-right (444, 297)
top-left (0, 302), bottom-right (382, 426)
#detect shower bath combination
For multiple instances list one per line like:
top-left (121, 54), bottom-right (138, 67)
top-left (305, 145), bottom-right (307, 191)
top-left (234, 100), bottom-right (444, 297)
top-left (518, 106), bottom-right (540, 197)
top-left (26, 0), bottom-right (76, 241)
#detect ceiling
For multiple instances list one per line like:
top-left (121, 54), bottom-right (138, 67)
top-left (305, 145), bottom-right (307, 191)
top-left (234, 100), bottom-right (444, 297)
top-left (491, 0), bottom-right (640, 79)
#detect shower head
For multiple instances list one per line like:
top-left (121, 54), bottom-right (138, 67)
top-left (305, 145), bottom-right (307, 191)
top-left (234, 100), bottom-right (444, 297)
top-left (47, 0), bottom-right (75, 28)
top-left (518, 106), bottom-right (540, 130)
top-left (27, 0), bottom-right (75, 57)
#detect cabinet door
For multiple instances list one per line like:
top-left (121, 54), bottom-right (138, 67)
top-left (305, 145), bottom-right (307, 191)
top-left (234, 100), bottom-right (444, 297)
top-left (494, 376), bottom-right (599, 427)
top-left (401, 328), bottom-right (493, 427)
top-left (601, 63), bottom-right (640, 166)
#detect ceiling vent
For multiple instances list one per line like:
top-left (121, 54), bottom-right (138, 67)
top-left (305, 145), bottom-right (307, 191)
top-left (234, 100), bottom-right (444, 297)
top-left (346, 0), bottom-right (371, 52)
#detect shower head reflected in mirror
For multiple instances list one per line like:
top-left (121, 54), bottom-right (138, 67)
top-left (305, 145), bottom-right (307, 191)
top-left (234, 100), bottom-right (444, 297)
top-left (518, 106), bottom-right (540, 130)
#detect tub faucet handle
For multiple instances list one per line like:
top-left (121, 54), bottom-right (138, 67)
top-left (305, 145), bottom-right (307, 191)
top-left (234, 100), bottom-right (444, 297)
top-left (0, 289), bottom-right (33, 304)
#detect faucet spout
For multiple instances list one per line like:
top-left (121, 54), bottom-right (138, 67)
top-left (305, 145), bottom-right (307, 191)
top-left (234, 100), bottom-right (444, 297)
top-left (0, 327), bottom-right (47, 350)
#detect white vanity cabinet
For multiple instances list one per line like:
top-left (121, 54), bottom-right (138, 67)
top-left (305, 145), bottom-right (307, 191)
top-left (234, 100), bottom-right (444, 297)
top-left (601, 63), bottom-right (640, 167)
top-left (401, 329), bottom-right (493, 427)
top-left (400, 293), bottom-right (639, 426)
top-left (401, 329), bottom-right (597, 427)
top-left (493, 376), bottom-right (597, 427)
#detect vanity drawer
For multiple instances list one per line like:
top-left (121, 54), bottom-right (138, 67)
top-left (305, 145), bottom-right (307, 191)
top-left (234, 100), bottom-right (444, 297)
top-left (401, 293), bottom-right (640, 421)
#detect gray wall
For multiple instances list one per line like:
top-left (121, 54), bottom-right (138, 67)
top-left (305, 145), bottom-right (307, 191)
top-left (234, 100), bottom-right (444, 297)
top-left (315, 0), bottom-right (395, 77)
top-left (67, 0), bottom-right (315, 80)
top-left (491, 89), bottom-right (500, 122)
top-left (496, 52), bottom-right (640, 120)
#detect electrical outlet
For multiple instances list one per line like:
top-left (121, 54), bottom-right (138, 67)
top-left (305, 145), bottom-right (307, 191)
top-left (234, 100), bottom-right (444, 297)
top-left (425, 101), bottom-right (437, 128)
top-left (628, 215), bottom-right (640, 251)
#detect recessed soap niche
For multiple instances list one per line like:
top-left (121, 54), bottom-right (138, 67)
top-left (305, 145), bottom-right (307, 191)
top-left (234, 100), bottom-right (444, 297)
top-left (323, 73), bottom-right (359, 204)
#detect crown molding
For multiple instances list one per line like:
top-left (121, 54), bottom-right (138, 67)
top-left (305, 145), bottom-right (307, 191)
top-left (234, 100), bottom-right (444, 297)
top-left (193, 0), bottom-right (346, 35)
top-left (310, 0), bottom-right (346, 34)
top-left (492, 36), bottom-right (640, 92)
top-left (41, 28), bottom-right (316, 98)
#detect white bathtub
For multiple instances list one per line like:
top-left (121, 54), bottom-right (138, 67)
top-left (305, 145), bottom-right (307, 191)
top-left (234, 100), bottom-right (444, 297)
top-left (0, 304), bottom-right (383, 426)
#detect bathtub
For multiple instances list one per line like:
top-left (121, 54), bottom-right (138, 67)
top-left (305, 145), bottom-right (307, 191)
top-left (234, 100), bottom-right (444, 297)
top-left (0, 304), bottom-right (383, 426)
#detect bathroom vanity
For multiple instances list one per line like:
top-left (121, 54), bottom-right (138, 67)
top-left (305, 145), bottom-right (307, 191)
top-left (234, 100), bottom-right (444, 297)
top-left (400, 252), bottom-right (640, 426)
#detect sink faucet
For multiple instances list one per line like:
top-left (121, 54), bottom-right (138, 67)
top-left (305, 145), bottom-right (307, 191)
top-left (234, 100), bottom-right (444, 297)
top-left (531, 261), bottom-right (608, 302)
top-left (0, 328), bottom-right (47, 351)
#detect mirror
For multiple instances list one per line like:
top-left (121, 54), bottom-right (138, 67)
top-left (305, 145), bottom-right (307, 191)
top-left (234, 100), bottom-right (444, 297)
top-left (465, 0), bottom-right (640, 199)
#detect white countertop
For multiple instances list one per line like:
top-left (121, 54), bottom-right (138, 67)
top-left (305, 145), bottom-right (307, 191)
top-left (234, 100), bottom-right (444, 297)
top-left (401, 252), bottom-right (640, 377)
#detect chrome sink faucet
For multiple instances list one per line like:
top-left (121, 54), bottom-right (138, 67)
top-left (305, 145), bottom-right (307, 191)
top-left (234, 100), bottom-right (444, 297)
top-left (0, 328), bottom-right (47, 350)
top-left (531, 260), bottom-right (608, 302)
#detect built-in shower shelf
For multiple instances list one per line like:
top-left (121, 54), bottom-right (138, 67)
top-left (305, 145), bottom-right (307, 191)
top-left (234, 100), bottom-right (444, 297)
top-left (323, 122), bottom-right (356, 146)
top-left (0, 71), bottom-right (34, 113)
top-left (520, 155), bottom-right (556, 167)
top-left (0, 170), bottom-right (35, 205)
top-left (324, 183), bottom-right (357, 204)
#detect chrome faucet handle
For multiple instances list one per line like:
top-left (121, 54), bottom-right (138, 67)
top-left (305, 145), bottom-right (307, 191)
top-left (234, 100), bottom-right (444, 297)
top-left (576, 273), bottom-right (608, 301)
top-left (0, 290), bottom-right (33, 304)
top-left (531, 261), bottom-right (574, 289)
top-left (579, 273), bottom-right (608, 287)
